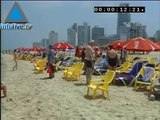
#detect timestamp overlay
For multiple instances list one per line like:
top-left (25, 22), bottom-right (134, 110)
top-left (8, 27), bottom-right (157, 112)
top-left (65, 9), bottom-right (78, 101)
top-left (94, 6), bottom-right (145, 13)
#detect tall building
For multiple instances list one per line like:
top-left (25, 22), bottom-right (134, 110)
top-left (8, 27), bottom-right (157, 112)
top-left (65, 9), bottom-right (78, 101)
top-left (130, 22), bottom-right (147, 38)
top-left (41, 38), bottom-right (47, 48)
top-left (154, 30), bottom-right (160, 41)
top-left (49, 31), bottom-right (58, 45)
top-left (92, 26), bottom-right (104, 44)
top-left (67, 23), bottom-right (78, 46)
top-left (72, 23), bottom-right (77, 32)
top-left (107, 34), bottom-right (119, 42)
top-left (78, 22), bottom-right (90, 45)
top-left (118, 24), bottom-right (131, 40)
top-left (117, 3), bottom-right (131, 38)
top-left (33, 42), bottom-right (42, 47)
top-left (118, 22), bottom-right (147, 40)
top-left (46, 39), bottom-right (51, 47)
top-left (67, 28), bottom-right (76, 46)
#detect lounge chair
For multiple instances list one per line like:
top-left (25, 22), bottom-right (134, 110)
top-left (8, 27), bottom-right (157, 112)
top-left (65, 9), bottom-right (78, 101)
top-left (116, 61), bottom-right (143, 86)
top-left (134, 66), bottom-right (156, 91)
top-left (65, 62), bottom-right (84, 81)
top-left (33, 59), bottom-right (47, 74)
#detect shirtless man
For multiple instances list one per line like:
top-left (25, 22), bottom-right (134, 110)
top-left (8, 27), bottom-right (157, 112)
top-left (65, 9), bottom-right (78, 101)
top-left (84, 40), bottom-right (95, 85)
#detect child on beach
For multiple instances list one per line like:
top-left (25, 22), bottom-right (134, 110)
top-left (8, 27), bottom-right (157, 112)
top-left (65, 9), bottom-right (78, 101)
top-left (1, 83), bottom-right (7, 98)
top-left (46, 45), bottom-right (56, 79)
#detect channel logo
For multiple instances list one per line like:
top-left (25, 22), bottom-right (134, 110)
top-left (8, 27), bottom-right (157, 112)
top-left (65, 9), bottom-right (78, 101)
top-left (1, 2), bottom-right (32, 30)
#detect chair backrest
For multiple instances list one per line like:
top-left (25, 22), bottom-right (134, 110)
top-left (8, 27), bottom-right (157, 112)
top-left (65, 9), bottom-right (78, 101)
top-left (72, 62), bottom-right (79, 68)
top-left (75, 62), bottom-right (84, 71)
top-left (121, 62), bottom-right (130, 71)
top-left (129, 62), bottom-right (143, 76)
top-left (126, 56), bottom-right (134, 63)
top-left (102, 70), bottom-right (116, 88)
top-left (156, 63), bottom-right (160, 71)
top-left (55, 61), bottom-right (62, 71)
top-left (37, 60), bottom-right (47, 69)
top-left (137, 67), bottom-right (155, 82)
top-left (103, 70), bottom-right (116, 84)
top-left (149, 57), bottom-right (155, 65)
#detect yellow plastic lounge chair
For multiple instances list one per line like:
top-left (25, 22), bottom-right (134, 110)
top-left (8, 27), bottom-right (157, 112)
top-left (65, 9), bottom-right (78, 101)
top-left (134, 66), bottom-right (156, 91)
top-left (54, 61), bottom-right (62, 72)
top-left (63, 62), bottom-right (79, 78)
top-left (126, 56), bottom-right (134, 63)
top-left (149, 57), bottom-right (156, 65)
top-left (116, 62), bottom-right (130, 73)
top-left (155, 63), bottom-right (160, 71)
top-left (33, 60), bottom-right (47, 74)
top-left (65, 62), bottom-right (84, 81)
top-left (87, 70), bottom-right (116, 99)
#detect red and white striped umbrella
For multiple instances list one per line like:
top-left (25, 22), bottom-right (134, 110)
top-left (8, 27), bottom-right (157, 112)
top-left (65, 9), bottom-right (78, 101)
top-left (30, 47), bottom-right (43, 52)
top-left (18, 47), bottom-right (29, 51)
top-left (112, 40), bottom-right (126, 50)
top-left (53, 42), bottom-right (75, 50)
top-left (156, 42), bottom-right (160, 47)
top-left (123, 37), bottom-right (160, 52)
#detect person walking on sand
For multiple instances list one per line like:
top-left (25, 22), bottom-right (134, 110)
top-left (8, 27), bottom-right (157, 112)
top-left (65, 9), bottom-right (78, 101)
top-left (12, 49), bottom-right (17, 71)
top-left (46, 45), bottom-right (56, 79)
top-left (84, 40), bottom-right (95, 85)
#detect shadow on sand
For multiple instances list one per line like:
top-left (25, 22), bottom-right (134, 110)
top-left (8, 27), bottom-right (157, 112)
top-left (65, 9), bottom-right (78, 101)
top-left (74, 82), bottom-right (87, 86)
top-left (39, 77), bottom-right (52, 80)
top-left (84, 94), bottom-right (109, 100)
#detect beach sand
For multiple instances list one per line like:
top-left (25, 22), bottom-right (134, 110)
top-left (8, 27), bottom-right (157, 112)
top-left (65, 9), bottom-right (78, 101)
top-left (1, 54), bottom-right (160, 120)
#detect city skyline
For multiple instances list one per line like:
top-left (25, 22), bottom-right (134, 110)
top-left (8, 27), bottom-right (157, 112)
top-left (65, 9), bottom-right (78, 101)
top-left (1, 1), bottom-right (160, 50)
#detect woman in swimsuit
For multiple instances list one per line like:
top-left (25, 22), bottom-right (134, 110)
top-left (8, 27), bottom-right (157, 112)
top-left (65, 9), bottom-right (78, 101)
top-left (106, 45), bottom-right (118, 70)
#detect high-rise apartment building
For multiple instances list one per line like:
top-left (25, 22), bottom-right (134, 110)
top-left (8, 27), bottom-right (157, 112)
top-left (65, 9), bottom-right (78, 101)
top-left (117, 3), bottom-right (131, 38)
top-left (67, 23), bottom-right (78, 46)
top-left (118, 22), bottom-right (147, 40)
top-left (46, 39), bottom-right (51, 47)
top-left (67, 28), bottom-right (76, 46)
top-left (154, 30), bottom-right (160, 41)
top-left (78, 22), bottom-right (90, 45)
top-left (130, 22), bottom-right (147, 38)
top-left (41, 38), bottom-right (47, 48)
top-left (33, 42), bottom-right (42, 47)
top-left (49, 31), bottom-right (58, 45)
top-left (92, 26), bottom-right (104, 45)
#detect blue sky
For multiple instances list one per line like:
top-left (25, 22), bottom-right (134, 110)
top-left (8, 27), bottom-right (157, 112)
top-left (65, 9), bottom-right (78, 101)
top-left (1, 1), bottom-right (160, 50)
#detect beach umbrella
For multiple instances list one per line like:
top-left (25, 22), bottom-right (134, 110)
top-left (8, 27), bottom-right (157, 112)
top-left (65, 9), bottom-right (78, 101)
top-left (112, 40), bottom-right (126, 50)
top-left (156, 42), bottom-right (160, 47)
top-left (53, 42), bottom-right (75, 50)
top-left (123, 37), bottom-right (160, 52)
top-left (30, 47), bottom-right (42, 52)
top-left (18, 47), bottom-right (29, 51)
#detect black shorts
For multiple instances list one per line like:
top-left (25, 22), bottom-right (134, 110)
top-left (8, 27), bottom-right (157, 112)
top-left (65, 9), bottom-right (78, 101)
top-left (108, 57), bottom-right (118, 67)
top-left (85, 59), bottom-right (93, 68)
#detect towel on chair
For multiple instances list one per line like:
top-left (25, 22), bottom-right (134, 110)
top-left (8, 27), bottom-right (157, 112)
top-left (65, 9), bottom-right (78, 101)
top-left (138, 66), bottom-right (154, 82)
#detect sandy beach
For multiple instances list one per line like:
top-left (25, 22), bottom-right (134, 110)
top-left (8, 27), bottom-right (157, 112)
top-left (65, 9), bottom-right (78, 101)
top-left (1, 54), bottom-right (160, 120)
